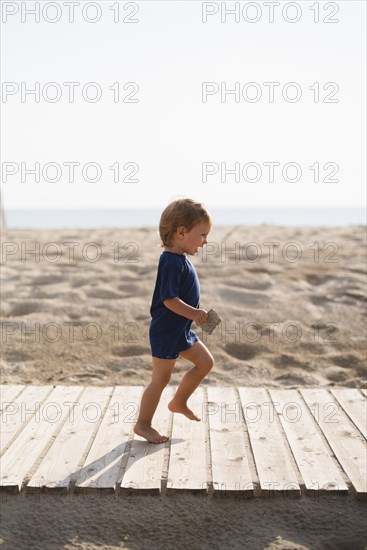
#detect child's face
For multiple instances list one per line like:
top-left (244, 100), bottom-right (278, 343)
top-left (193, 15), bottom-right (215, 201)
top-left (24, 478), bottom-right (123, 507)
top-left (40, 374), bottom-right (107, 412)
top-left (181, 220), bottom-right (211, 256)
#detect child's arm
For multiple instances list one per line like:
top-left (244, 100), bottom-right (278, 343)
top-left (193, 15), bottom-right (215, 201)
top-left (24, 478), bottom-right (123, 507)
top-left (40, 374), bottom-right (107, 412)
top-left (163, 297), bottom-right (208, 325)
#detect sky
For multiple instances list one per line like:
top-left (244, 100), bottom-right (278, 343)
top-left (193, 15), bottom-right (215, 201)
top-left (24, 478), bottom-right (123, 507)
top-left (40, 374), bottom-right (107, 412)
top-left (1, 0), bottom-right (366, 211)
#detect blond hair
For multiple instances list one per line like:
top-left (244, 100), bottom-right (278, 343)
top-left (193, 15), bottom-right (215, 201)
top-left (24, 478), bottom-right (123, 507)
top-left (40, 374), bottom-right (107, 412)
top-left (158, 197), bottom-right (212, 248)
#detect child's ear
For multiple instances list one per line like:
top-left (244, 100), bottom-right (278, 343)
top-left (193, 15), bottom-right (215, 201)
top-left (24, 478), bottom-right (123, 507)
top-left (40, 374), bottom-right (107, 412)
top-left (176, 225), bottom-right (187, 239)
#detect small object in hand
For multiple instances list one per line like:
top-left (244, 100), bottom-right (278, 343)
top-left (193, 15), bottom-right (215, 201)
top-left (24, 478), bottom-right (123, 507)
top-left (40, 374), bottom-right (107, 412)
top-left (201, 309), bottom-right (222, 334)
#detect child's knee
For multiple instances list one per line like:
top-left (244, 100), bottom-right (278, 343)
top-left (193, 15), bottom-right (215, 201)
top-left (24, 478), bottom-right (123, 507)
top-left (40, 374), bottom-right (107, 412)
top-left (204, 355), bottom-right (214, 371)
top-left (152, 373), bottom-right (171, 388)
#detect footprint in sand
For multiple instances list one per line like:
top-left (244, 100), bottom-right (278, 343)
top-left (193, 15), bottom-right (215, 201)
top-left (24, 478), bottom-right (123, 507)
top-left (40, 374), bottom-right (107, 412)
top-left (347, 267), bottom-right (366, 275)
top-left (309, 322), bottom-right (329, 330)
top-left (118, 283), bottom-right (141, 293)
top-left (29, 275), bottom-right (64, 285)
top-left (273, 354), bottom-right (305, 369)
top-left (121, 369), bottom-right (138, 377)
top-left (112, 344), bottom-right (149, 357)
top-left (305, 274), bottom-right (334, 286)
top-left (5, 350), bottom-right (32, 362)
top-left (330, 354), bottom-right (360, 369)
top-left (227, 280), bottom-right (272, 291)
top-left (136, 314), bottom-right (150, 321)
top-left (71, 277), bottom-right (91, 288)
top-left (67, 311), bottom-right (82, 320)
top-left (30, 289), bottom-right (61, 299)
top-left (325, 367), bottom-right (349, 382)
top-left (224, 342), bottom-right (266, 361)
top-left (85, 288), bottom-right (125, 299)
top-left (248, 267), bottom-right (279, 275)
top-left (58, 373), bottom-right (104, 382)
top-left (309, 294), bottom-right (330, 307)
top-left (274, 374), bottom-right (306, 385)
top-left (344, 291), bottom-right (367, 303)
top-left (218, 286), bottom-right (265, 305)
top-left (8, 301), bottom-right (43, 317)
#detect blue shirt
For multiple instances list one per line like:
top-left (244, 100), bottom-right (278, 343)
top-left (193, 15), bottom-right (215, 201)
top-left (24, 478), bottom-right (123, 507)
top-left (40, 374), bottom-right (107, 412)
top-left (149, 251), bottom-right (200, 359)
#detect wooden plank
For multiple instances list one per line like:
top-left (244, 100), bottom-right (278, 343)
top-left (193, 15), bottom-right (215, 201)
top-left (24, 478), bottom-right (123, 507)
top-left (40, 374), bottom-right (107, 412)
top-left (207, 387), bottom-right (254, 496)
top-left (75, 386), bottom-right (144, 492)
top-left (330, 388), bottom-right (367, 439)
top-left (1, 384), bottom-right (366, 499)
top-left (120, 386), bottom-right (173, 495)
top-left (360, 389), bottom-right (367, 398)
top-left (301, 389), bottom-right (367, 498)
top-left (0, 385), bottom-right (26, 408)
top-left (238, 387), bottom-right (300, 497)
top-left (27, 386), bottom-right (113, 492)
top-left (270, 389), bottom-right (348, 495)
top-left (0, 386), bottom-right (83, 492)
top-left (0, 385), bottom-right (53, 453)
top-left (166, 387), bottom-right (207, 493)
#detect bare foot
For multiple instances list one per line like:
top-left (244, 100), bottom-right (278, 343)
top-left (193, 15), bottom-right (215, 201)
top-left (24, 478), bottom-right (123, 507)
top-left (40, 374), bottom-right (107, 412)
top-left (168, 400), bottom-right (201, 421)
top-left (134, 423), bottom-right (169, 444)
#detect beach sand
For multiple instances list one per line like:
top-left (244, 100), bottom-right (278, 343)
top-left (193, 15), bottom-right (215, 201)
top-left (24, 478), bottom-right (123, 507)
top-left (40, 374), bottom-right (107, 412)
top-left (1, 224), bottom-right (366, 549)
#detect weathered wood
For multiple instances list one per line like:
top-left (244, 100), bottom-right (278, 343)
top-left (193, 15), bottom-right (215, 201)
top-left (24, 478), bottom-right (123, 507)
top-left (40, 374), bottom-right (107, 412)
top-left (0, 385), bottom-right (365, 499)
top-left (207, 387), bottom-right (254, 496)
top-left (301, 389), bottom-right (367, 498)
top-left (0, 385), bottom-right (26, 408)
top-left (0, 386), bottom-right (83, 492)
top-left (330, 388), bottom-right (367, 439)
top-left (269, 389), bottom-right (348, 495)
top-left (166, 387), bottom-right (207, 493)
top-left (27, 386), bottom-right (113, 492)
top-left (0, 385), bottom-right (53, 453)
top-left (75, 386), bottom-right (144, 492)
top-left (238, 387), bottom-right (301, 497)
top-left (120, 386), bottom-right (173, 495)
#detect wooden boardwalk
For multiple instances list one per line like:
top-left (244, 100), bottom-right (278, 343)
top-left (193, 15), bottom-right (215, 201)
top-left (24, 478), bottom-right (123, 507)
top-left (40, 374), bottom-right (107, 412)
top-left (1, 385), bottom-right (366, 498)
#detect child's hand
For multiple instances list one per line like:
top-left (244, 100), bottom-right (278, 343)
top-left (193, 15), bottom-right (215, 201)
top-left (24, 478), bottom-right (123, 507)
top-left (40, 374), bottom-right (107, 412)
top-left (193, 309), bottom-right (209, 326)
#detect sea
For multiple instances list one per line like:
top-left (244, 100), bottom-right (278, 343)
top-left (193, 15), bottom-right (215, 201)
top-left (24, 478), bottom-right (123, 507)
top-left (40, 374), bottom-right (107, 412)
top-left (2, 208), bottom-right (366, 229)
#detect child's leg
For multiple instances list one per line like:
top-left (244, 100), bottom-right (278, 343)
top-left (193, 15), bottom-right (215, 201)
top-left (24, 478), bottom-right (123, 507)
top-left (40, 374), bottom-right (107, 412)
top-left (168, 341), bottom-right (214, 421)
top-left (134, 356), bottom-right (176, 443)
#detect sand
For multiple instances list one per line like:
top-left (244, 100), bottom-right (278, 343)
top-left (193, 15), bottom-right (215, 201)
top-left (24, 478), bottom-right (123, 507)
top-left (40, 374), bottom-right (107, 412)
top-left (1, 224), bottom-right (366, 549)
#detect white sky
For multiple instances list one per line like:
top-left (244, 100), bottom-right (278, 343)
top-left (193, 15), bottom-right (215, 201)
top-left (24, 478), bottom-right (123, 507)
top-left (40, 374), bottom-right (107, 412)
top-left (1, 0), bottom-right (366, 210)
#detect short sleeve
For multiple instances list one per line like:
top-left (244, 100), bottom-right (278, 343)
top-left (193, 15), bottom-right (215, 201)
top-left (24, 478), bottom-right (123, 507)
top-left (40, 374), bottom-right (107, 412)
top-left (159, 259), bottom-right (184, 303)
